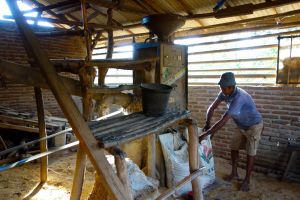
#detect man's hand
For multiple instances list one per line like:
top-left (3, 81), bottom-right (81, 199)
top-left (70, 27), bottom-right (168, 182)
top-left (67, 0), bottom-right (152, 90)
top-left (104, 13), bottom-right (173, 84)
top-left (199, 131), bottom-right (209, 142)
top-left (203, 123), bottom-right (211, 131)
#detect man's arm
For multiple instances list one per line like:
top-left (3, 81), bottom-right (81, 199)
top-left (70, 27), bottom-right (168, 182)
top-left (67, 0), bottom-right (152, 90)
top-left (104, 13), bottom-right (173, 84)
top-left (208, 112), bottom-right (230, 137)
top-left (204, 98), bottom-right (222, 130)
top-left (199, 112), bottom-right (231, 141)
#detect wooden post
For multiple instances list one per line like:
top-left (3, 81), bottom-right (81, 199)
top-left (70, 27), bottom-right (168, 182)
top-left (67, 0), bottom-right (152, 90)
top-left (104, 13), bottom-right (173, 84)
top-left (70, 1), bottom-right (94, 199)
top-left (98, 8), bottom-right (113, 85)
top-left (187, 119), bottom-right (203, 200)
top-left (113, 148), bottom-right (133, 200)
top-left (34, 88), bottom-right (48, 183)
top-left (6, 1), bottom-right (129, 199)
top-left (147, 134), bottom-right (156, 178)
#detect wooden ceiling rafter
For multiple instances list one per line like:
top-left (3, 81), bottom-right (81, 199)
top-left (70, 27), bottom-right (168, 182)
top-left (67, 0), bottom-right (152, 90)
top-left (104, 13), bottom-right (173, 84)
top-left (54, 3), bottom-right (83, 15)
top-left (28, 0), bottom-right (80, 23)
top-left (120, 0), bottom-right (300, 29)
top-left (131, 0), bottom-right (155, 14)
top-left (4, 15), bottom-right (121, 30)
top-left (175, 0), bottom-right (204, 27)
top-left (87, 0), bottom-right (150, 15)
top-left (23, 0), bottom-right (77, 14)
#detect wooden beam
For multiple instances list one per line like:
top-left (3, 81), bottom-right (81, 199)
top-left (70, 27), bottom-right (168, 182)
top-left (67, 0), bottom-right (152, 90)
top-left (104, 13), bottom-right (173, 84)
top-left (0, 141), bottom-right (79, 172)
top-left (23, 0), bottom-right (77, 14)
top-left (188, 0), bottom-right (300, 19)
top-left (91, 32), bottom-right (102, 50)
top-left (189, 67), bottom-right (276, 72)
top-left (186, 120), bottom-right (203, 200)
top-left (131, 0), bottom-right (154, 14)
top-left (55, 4), bottom-right (82, 15)
top-left (156, 168), bottom-right (204, 200)
top-left (189, 74), bottom-right (276, 79)
top-left (89, 5), bottom-right (124, 27)
top-left (6, 1), bottom-right (129, 199)
top-left (120, 0), bottom-right (300, 30)
top-left (0, 115), bottom-right (60, 129)
top-left (147, 134), bottom-right (156, 178)
top-left (88, 1), bottom-right (150, 14)
top-left (4, 15), bottom-right (121, 30)
top-left (0, 122), bottom-right (39, 133)
top-left (35, 30), bottom-right (84, 37)
top-left (187, 9), bottom-right (300, 33)
top-left (113, 148), bottom-right (133, 200)
top-left (51, 58), bottom-right (158, 70)
top-left (70, 1), bottom-right (93, 198)
top-left (34, 88), bottom-right (48, 183)
top-left (189, 57), bottom-right (277, 64)
top-left (87, 85), bottom-right (139, 94)
top-left (0, 60), bottom-right (82, 96)
top-left (188, 29), bottom-right (300, 47)
top-left (87, 11), bottom-right (100, 22)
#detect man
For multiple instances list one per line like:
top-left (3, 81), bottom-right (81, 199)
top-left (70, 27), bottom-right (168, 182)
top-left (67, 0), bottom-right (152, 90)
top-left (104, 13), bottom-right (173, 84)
top-left (199, 72), bottom-right (263, 192)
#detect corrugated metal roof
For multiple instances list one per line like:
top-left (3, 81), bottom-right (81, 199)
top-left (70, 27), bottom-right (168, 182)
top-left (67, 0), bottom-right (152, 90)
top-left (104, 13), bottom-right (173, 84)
top-left (22, 0), bottom-right (300, 45)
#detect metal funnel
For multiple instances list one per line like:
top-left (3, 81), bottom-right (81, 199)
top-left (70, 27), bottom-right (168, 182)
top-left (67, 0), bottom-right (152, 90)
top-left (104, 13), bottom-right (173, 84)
top-left (141, 14), bottom-right (186, 42)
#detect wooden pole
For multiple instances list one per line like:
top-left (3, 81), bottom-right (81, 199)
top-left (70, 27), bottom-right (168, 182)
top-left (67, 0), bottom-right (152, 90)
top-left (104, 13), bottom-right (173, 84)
top-left (98, 8), bottom-right (113, 85)
top-left (5, 1), bottom-right (129, 199)
top-left (34, 88), bottom-right (48, 183)
top-left (147, 134), bottom-right (156, 178)
top-left (70, 1), bottom-right (94, 199)
top-left (187, 119), bottom-right (203, 200)
top-left (114, 148), bottom-right (133, 200)
top-left (156, 168), bottom-right (204, 200)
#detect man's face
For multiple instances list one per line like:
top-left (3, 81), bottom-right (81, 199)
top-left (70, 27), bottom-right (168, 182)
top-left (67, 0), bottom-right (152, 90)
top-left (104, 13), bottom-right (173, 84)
top-left (221, 86), bottom-right (235, 96)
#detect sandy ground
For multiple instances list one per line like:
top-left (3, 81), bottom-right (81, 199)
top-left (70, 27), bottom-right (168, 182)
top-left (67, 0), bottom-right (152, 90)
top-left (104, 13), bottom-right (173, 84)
top-left (0, 150), bottom-right (300, 200)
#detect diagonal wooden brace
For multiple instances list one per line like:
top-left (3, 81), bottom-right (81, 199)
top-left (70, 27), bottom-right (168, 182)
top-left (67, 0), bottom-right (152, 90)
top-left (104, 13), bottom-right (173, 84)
top-left (6, 1), bottom-right (129, 199)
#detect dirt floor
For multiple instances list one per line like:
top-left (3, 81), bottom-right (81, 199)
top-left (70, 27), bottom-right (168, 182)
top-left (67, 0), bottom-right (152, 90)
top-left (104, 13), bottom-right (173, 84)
top-left (0, 150), bottom-right (300, 200)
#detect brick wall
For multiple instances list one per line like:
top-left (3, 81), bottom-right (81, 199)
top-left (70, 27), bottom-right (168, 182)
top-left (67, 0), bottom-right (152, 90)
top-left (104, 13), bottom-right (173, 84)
top-left (189, 86), bottom-right (300, 179)
top-left (0, 21), bottom-right (86, 117)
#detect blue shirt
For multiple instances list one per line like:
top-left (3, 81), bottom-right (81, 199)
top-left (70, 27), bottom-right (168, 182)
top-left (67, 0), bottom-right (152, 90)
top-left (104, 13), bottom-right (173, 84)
top-left (217, 87), bottom-right (262, 129)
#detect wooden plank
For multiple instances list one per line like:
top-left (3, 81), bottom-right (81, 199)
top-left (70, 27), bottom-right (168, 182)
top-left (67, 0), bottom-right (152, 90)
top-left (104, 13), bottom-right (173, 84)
top-left (88, 0), bottom-right (150, 14)
top-left (115, 150), bottom-right (133, 200)
top-left (0, 128), bottom-right (72, 157)
top-left (87, 85), bottom-right (139, 95)
top-left (189, 68), bottom-right (276, 72)
top-left (189, 57), bottom-right (276, 64)
top-left (93, 114), bottom-right (147, 134)
top-left (35, 30), bottom-right (84, 37)
top-left (156, 168), bottom-right (204, 200)
top-left (189, 44), bottom-right (278, 55)
top-left (6, 1), bottom-right (129, 199)
top-left (0, 115), bottom-right (61, 129)
top-left (189, 43), bottom-right (300, 55)
top-left (94, 116), bottom-right (158, 138)
top-left (106, 21), bottom-right (300, 43)
top-left (89, 112), bottom-right (142, 130)
top-left (94, 29), bottom-right (300, 51)
top-left (71, 144), bottom-right (87, 200)
top-left (147, 134), bottom-right (156, 178)
top-left (188, 82), bottom-right (274, 86)
top-left (51, 57), bottom-right (158, 68)
top-left (3, 15), bottom-right (121, 30)
top-left (0, 122), bottom-right (39, 133)
top-left (0, 60), bottom-right (82, 96)
top-left (96, 111), bottom-right (190, 148)
top-left (187, 119), bottom-right (203, 200)
top-left (34, 87), bottom-right (48, 183)
top-left (23, 0), bottom-right (76, 14)
top-left (70, 1), bottom-right (94, 198)
top-left (189, 74), bottom-right (276, 79)
top-left (0, 141), bottom-right (79, 172)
